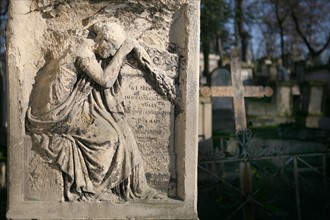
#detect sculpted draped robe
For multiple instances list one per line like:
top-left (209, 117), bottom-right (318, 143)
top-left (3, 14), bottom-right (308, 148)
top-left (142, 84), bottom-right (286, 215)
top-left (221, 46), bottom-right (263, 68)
top-left (26, 52), bottom-right (152, 201)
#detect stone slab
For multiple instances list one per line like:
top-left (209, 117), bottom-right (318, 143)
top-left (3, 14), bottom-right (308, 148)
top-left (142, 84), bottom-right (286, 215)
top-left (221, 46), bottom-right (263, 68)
top-left (6, 0), bottom-right (200, 219)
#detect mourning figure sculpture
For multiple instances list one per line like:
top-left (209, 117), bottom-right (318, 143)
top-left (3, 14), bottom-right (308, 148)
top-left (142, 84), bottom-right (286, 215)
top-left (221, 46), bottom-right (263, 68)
top-left (26, 21), bottom-right (176, 202)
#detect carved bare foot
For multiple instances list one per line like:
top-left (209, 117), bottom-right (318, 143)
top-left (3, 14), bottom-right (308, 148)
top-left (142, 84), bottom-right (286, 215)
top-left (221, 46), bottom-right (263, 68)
top-left (98, 191), bottom-right (125, 204)
top-left (151, 192), bottom-right (167, 200)
top-left (143, 187), bottom-right (167, 201)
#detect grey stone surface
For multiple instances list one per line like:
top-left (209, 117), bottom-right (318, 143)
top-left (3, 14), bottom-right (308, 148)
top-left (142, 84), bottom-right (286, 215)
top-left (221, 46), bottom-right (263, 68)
top-left (211, 67), bottom-right (233, 110)
top-left (301, 81), bottom-right (326, 128)
top-left (276, 84), bottom-right (292, 117)
top-left (6, 0), bottom-right (200, 219)
top-left (246, 82), bottom-right (297, 127)
top-left (198, 96), bottom-right (213, 153)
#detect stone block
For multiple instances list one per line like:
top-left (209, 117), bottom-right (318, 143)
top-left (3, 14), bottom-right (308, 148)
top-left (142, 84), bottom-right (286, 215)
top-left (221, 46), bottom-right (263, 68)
top-left (6, 0), bottom-right (200, 219)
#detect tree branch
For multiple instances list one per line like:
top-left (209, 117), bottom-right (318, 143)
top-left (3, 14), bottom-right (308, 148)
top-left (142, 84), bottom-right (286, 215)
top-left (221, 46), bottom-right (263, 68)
top-left (291, 9), bottom-right (330, 58)
top-left (291, 10), bottom-right (315, 55)
top-left (316, 34), bottom-right (330, 56)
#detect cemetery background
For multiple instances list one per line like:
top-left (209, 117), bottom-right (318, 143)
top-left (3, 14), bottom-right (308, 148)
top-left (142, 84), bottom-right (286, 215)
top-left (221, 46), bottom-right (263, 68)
top-left (198, 0), bottom-right (330, 219)
top-left (0, 0), bottom-right (329, 219)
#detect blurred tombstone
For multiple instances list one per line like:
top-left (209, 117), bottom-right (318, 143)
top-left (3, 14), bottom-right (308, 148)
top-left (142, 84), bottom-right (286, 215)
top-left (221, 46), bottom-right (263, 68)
top-left (269, 65), bottom-right (277, 81)
top-left (276, 82), bottom-right (293, 117)
top-left (211, 65), bottom-right (234, 131)
top-left (246, 82), bottom-right (298, 127)
top-left (300, 81), bottom-right (326, 128)
top-left (198, 53), bottom-right (220, 152)
top-left (241, 62), bottom-right (253, 85)
top-left (211, 65), bottom-right (232, 110)
top-left (210, 61), bottom-right (254, 131)
top-left (198, 96), bottom-right (213, 155)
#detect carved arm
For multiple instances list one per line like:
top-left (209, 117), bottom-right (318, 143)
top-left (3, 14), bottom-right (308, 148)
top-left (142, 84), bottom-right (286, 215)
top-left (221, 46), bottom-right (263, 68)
top-left (76, 38), bottom-right (137, 88)
top-left (133, 44), bottom-right (152, 67)
top-left (102, 38), bottom-right (137, 87)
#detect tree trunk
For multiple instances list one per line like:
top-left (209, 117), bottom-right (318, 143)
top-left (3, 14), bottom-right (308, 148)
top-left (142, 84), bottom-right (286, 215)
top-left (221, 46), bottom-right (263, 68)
top-left (202, 39), bottom-right (211, 86)
top-left (275, 0), bottom-right (286, 67)
top-left (236, 0), bottom-right (248, 62)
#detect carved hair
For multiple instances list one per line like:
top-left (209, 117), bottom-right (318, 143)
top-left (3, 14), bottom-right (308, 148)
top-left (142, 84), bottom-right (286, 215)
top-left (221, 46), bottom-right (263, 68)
top-left (93, 21), bottom-right (126, 46)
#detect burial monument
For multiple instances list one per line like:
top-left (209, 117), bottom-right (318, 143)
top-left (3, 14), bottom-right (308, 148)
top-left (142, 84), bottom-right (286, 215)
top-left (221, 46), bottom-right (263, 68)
top-left (6, 0), bottom-right (200, 219)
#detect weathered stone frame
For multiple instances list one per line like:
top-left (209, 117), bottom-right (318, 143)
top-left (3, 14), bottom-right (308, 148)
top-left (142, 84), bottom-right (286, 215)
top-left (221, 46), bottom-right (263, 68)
top-left (6, 1), bottom-right (200, 219)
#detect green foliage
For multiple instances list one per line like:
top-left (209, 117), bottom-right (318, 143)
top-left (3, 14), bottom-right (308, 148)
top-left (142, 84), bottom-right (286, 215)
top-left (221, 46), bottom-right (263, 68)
top-left (200, 0), bottom-right (233, 53)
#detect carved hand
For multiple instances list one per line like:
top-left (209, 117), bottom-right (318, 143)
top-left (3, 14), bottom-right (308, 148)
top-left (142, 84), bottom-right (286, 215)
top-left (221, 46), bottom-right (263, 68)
top-left (119, 38), bottom-right (139, 55)
top-left (76, 56), bottom-right (90, 72)
top-left (133, 45), bottom-right (152, 66)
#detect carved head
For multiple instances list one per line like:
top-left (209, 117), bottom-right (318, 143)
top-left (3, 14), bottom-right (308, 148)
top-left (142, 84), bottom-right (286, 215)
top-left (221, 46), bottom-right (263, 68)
top-left (93, 21), bottom-right (126, 58)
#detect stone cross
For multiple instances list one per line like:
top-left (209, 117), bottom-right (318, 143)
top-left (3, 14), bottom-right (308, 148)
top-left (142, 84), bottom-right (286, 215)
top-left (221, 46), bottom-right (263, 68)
top-left (200, 49), bottom-right (273, 220)
top-left (200, 50), bottom-right (273, 130)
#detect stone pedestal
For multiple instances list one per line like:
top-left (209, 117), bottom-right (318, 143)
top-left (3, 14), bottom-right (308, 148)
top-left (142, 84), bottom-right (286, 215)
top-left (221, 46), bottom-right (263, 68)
top-left (6, 1), bottom-right (200, 219)
top-left (199, 96), bottom-right (213, 153)
top-left (246, 82), bottom-right (299, 127)
top-left (300, 81), bottom-right (326, 128)
top-left (241, 62), bottom-right (253, 83)
top-left (276, 82), bottom-right (293, 118)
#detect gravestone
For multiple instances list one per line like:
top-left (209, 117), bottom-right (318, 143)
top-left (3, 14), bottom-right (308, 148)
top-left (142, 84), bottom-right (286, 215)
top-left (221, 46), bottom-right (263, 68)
top-left (300, 81), bottom-right (326, 128)
top-left (240, 62), bottom-right (253, 84)
top-left (198, 96), bottom-right (213, 151)
top-left (6, 1), bottom-right (200, 219)
top-left (246, 82), bottom-right (298, 127)
top-left (211, 66), bottom-right (232, 110)
top-left (276, 82), bottom-right (293, 117)
top-left (269, 65), bottom-right (277, 81)
top-left (211, 66), bottom-right (234, 131)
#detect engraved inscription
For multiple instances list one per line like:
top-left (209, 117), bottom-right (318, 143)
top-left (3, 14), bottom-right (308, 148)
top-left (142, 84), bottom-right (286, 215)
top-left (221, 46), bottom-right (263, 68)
top-left (121, 61), bottom-right (177, 192)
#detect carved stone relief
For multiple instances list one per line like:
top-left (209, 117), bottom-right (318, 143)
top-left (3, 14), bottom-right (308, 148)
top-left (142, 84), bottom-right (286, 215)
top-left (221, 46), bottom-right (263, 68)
top-left (7, 0), bottom-right (199, 219)
top-left (24, 0), bottom-right (182, 203)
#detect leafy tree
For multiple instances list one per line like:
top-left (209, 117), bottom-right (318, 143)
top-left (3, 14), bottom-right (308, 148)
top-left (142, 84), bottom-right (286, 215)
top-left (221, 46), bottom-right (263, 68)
top-left (201, 0), bottom-right (232, 86)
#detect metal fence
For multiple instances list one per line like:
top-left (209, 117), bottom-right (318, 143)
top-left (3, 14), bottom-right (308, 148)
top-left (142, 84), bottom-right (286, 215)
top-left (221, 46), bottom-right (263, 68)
top-left (198, 131), bottom-right (330, 220)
